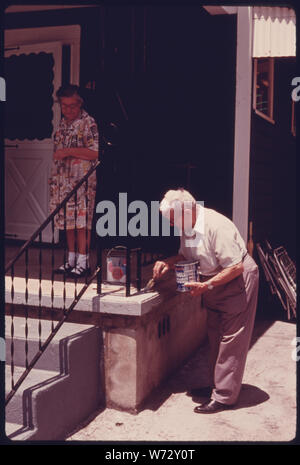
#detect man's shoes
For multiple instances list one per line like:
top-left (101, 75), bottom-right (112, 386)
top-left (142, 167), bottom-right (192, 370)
top-left (187, 386), bottom-right (212, 398)
top-left (194, 399), bottom-right (232, 414)
top-left (69, 264), bottom-right (91, 278)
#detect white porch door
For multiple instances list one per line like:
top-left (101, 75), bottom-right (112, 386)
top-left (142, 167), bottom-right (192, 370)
top-left (5, 41), bottom-right (62, 242)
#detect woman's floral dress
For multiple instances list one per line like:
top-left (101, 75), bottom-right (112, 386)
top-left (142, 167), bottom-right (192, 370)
top-left (49, 110), bottom-right (99, 230)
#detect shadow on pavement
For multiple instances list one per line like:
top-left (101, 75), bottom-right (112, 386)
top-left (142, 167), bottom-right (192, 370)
top-left (187, 383), bottom-right (269, 409)
top-left (142, 320), bottom-right (273, 413)
top-left (186, 383), bottom-right (270, 410)
top-left (232, 383), bottom-right (270, 410)
top-left (249, 318), bottom-right (275, 350)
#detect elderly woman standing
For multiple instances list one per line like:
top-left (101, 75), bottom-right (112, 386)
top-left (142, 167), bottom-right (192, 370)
top-left (49, 84), bottom-right (99, 277)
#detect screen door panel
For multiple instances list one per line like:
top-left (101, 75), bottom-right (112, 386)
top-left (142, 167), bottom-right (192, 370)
top-left (5, 42), bottom-right (62, 241)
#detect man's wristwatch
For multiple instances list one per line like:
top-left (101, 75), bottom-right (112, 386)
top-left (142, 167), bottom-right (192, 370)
top-left (207, 280), bottom-right (214, 290)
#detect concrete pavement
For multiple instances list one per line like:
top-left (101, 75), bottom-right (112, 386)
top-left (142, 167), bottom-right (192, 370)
top-left (66, 316), bottom-right (297, 443)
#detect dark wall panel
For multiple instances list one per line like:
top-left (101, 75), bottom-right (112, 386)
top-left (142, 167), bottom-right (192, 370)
top-left (5, 6), bottom-right (237, 254)
top-left (249, 58), bottom-right (296, 259)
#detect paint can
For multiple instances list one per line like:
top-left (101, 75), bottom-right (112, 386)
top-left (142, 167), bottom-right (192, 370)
top-left (174, 260), bottom-right (199, 292)
top-left (106, 246), bottom-right (127, 283)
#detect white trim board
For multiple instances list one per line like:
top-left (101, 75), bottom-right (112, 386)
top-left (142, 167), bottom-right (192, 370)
top-left (203, 6), bottom-right (237, 15)
top-left (203, 5), bottom-right (252, 242)
top-left (232, 6), bottom-right (253, 243)
top-left (5, 5), bottom-right (97, 13)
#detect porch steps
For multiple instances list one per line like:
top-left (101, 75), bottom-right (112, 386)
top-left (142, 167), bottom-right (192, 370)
top-left (5, 422), bottom-right (26, 437)
top-left (5, 316), bottom-right (104, 441)
top-left (6, 365), bottom-right (59, 440)
top-left (5, 275), bottom-right (99, 312)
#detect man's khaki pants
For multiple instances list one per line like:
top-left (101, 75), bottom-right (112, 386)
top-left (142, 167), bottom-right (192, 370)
top-left (203, 254), bottom-right (259, 405)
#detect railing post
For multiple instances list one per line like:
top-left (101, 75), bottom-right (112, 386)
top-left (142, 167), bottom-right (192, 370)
top-left (10, 263), bottom-right (15, 392)
top-left (63, 203), bottom-right (67, 315)
top-left (126, 246), bottom-right (131, 297)
top-left (85, 178), bottom-right (89, 285)
top-left (38, 231), bottom-right (43, 350)
top-left (24, 248), bottom-right (29, 368)
top-left (51, 218), bottom-right (55, 331)
top-left (136, 248), bottom-right (142, 291)
top-left (96, 238), bottom-right (102, 295)
top-left (74, 190), bottom-right (78, 299)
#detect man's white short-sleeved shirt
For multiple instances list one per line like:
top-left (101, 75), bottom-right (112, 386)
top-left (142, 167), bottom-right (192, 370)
top-left (178, 204), bottom-right (247, 276)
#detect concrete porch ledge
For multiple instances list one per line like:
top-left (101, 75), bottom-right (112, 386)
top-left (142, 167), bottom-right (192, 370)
top-left (5, 268), bottom-right (207, 413)
top-left (93, 288), bottom-right (162, 316)
top-left (94, 275), bottom-right (207, 412)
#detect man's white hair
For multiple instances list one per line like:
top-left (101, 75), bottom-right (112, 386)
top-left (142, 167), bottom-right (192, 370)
top-left (160, 188), bottom-right (196, 217)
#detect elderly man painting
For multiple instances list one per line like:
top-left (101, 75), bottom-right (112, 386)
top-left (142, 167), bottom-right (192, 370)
top-left (153, 189), bottom-right (259, 414)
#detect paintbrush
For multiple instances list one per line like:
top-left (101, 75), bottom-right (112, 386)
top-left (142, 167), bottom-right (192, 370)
top-left (144, 277), bottom-right (157, 291)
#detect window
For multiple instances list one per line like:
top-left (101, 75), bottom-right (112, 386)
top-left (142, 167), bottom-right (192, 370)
top-left (5, 52), bottom-right (55, 140)
top-left (253, 57), bottom-right (275, 123)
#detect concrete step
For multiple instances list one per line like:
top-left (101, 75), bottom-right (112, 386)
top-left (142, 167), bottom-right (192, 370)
top-left (4, 422), bottom-right (38, 441)
top-left (5, 316), bottom-right (98, 371)
top-left (6, 422), bottom-right (22, 436)
top-left (5, 317), bottom-right (104, 440)
top-left (6, 422), bottom-right (24, 437)
top-left (6, 364), bottom-right (59, 425)
top-left (5, 276), bottom-right (99, 311)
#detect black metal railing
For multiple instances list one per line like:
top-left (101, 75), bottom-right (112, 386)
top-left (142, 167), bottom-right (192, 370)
top-left (5, 156), bottom-right (170, 405)
top-left (5, 268), bottom-right (100, 406)
top-left (96, 245), bottom-right (143, 297)
top-left (96, 245), bottom-right (166, 297)
top-left (5, 160), bottom-right (100, 273)
top-left (5, 159), bottom-right (101, 405)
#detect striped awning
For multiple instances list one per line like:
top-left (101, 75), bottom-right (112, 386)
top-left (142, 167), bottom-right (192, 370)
top-left (253, 6), bottom-right (296, 57)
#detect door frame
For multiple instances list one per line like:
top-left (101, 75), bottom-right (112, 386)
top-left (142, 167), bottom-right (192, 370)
top-left (4, 41), bottom-right (65, 242)
top-left (4, 25), bottom-right (81, 242)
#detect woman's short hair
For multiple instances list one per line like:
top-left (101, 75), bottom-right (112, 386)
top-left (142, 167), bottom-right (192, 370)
top-left (160, 188), bottom-right (196, 217)
top-left (56, 84), bottom-right (83, 103)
